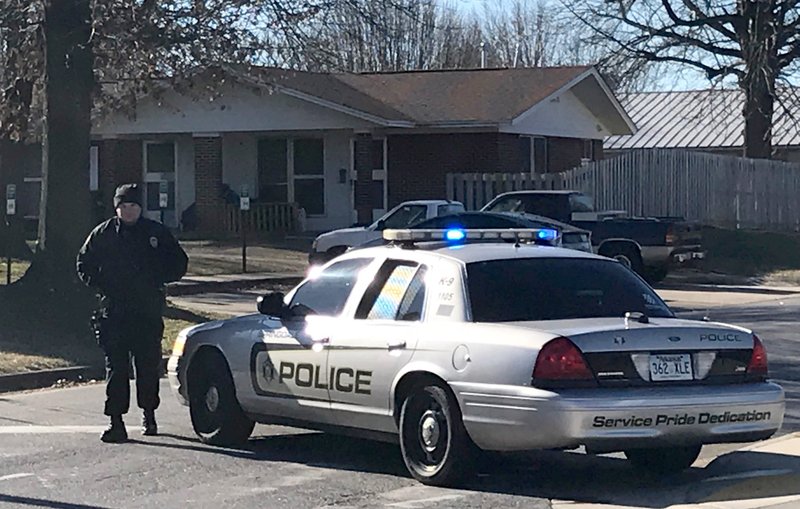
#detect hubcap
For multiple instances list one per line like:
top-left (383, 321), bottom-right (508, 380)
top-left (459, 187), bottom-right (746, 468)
top-left (205, 386), bottom-right (220, 413)
top-left (419, 410), bottom-right (441, 452)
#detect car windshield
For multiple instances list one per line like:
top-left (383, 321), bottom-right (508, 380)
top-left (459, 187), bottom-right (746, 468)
top-left (467, 258), bottom-right (673, 322)
top-left (380, 205), bottom-right (428, 229)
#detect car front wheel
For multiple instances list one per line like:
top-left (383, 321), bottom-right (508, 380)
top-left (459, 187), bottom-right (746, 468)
top-left (189, 352), bottom-right (255, 447)
top-left (624, 444), bottom-right (702, 474)
top-left (399, 383), bottom-right (474, 486)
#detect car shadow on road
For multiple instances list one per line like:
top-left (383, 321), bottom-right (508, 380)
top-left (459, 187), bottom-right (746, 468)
top-left (127, 431), bottom-right (797, 507)
top-left (0, 493), bottom-right (111, 509)
top-left (689, 450), bottom-right (800, 504)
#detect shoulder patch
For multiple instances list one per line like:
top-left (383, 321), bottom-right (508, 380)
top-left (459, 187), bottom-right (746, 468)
top-left (149, 236), bottom-right (159, 248)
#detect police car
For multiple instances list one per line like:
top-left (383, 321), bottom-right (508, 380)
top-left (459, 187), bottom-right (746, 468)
top-left (168, 228), bottom-right (784, 486)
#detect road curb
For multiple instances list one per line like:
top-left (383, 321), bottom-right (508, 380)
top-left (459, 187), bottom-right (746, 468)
top-left (0, 365), bottom-right (104, 394)
top-left (0, 357), bottom-right (171, 394)
top-left (656, 282), bottom-right (800, 296)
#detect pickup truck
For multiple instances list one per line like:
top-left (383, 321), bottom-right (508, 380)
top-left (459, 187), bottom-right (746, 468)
top-left (481, 190), bottom-right (705, 283)
top-left (309, 199), bottom-right (465, 265)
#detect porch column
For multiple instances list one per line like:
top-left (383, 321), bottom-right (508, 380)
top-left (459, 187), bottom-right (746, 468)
top-left (194, 136), bottom-right (224, 232)
top-left (353, 133), bottom-right (375, 224)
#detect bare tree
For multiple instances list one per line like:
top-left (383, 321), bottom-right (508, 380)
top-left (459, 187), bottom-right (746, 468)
top-left (474, 0), bottom-right (659, 91)
top-left (563, 0), bottom-right (800, 159)
top-left (293, 0), bottom-right (483, 72)
top-left (0, 0), bottom-right (400, 303)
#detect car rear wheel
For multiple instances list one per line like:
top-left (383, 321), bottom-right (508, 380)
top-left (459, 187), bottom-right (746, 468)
top-left (399, 383), bottom-right (474, 486)
top-left (644, 265), bottom-right (669, 284)
top-left (604, 246), bottom-right (644, 275)
top-left (326, 245), bottom-right (349, 261)
top-left (624, 444), bottom-right (702, 474)
top-left (189, 352), bottom-right (254, 446)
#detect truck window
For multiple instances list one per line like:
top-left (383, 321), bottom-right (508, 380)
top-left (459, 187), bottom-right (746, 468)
top-left (437, 203), bottom-right (465, 216)
top-left (484, 194), bottom-right (564, 219)
top-left (568, 194), bottom-right (594, 213)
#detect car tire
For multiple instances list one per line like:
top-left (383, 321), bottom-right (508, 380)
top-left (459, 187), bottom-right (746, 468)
top-left (189, 352), bottom-right (255, 447)
top-left (644, 265), bottom-right (669, 285)
top-left (326, 245), bottom-right (349, 261)
top-left (605, 246), bottom-right (644, 275)
top-left (399, 383), bottom-right (475, 486)
top-left (624, 444), bottom-right (702, 474)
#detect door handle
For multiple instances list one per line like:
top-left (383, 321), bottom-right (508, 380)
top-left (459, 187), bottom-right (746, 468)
top-left (311, 337), bottom-right (330, 351)
top-left (387, 339), bottom-right (406, 350)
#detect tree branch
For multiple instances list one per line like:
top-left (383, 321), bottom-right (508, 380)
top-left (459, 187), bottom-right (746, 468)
top-left (602, 10), bottom-right (741, 58)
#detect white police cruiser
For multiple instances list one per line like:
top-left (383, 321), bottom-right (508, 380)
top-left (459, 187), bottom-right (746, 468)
top-left (168, 228), bottom-right (784, 486)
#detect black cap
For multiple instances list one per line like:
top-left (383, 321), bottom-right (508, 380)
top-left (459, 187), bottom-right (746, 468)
top-left (113, 183), bottom-right (142, 208)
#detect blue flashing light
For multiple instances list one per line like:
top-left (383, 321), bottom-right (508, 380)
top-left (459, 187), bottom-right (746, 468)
top-left (536, 228), bottom-right (558, 241)
top-left (444, 228), bottom-right (467, 242)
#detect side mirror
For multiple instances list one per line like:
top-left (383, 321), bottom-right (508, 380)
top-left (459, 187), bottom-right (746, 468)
top-left (375, 219), bottom-right (386, 231)
top-left (257, 292), bottom-right (286, 317)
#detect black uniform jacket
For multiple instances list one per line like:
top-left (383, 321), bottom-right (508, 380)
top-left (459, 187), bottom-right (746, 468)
top-left (76, 217), bottom-right (188, 317)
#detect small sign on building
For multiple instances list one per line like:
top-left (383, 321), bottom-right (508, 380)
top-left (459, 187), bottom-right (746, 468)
top-left (6, 184), bottom-right (16, 216)
top-left (158, 181), bottom-right (169, 209)
top-left (240, 186), bottom-right (250, 211)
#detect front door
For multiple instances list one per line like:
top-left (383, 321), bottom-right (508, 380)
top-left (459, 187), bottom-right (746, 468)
top-left (327, 259), bottom-right (428, 432)
top-left (245, 257), bottom-right (375, 424)
top-left (248, 314), bottom-right (334, 424)
top-left (142, 141), bottom-right (177, 227)
top-left (353, 138), bottom-right (387, 224)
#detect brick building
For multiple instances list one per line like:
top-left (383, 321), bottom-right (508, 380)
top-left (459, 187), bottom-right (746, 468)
top-left (4, 65), bottom-right (635, 234)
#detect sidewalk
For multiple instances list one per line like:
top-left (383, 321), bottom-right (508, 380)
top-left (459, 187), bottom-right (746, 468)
top-left (167, 271), bottom-right (304, 296)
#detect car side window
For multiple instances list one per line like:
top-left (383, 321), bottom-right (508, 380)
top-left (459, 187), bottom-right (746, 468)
top-left (383, 205), bottom-right (428, 229)
top-left (289, 258), bottom-right (372, 317)
top-left (356, 261), bottom-right (428, 321)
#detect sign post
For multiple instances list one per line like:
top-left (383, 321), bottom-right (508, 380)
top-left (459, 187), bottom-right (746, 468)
top-left (240, 186), bottom-right (250, 274)
top-left (5, 185), bottom-right (16, 285)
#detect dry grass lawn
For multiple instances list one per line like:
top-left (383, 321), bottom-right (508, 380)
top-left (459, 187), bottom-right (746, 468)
top-left (0, 304), bottom-right (221, 375)
top-left (182, 239), bottom-right (309, 276)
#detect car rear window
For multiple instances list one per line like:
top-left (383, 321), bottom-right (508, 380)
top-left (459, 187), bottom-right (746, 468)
top-left (466, 258), bottom-right (673, 322)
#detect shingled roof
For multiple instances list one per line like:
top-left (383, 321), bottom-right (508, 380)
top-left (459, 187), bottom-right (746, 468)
top-left (230, 65), bottom-right (597, 126)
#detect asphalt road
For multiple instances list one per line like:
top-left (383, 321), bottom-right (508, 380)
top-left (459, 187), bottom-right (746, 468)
top-left (1, 295), bottom-right (799, 509)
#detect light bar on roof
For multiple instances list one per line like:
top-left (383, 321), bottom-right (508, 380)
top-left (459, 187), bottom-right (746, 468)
top-left (382, 228), bottom-right (559, 243)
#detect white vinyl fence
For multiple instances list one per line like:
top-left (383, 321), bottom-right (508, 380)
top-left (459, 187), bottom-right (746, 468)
top-left (446, 149), bottom-right (800, 230)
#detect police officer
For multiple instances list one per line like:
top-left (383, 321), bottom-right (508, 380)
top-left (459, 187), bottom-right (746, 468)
top-left (77, 184), bottom-right (188, 443)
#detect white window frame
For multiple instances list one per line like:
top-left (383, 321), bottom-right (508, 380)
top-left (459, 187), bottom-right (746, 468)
top-left (290, 137), bottom-right (326, 218)
top-left (532, 136), bottom-right (548, 174)
top-left (142, 140), bottom-right (179, 224)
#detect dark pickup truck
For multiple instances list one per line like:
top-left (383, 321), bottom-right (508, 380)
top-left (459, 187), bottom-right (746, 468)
top-left (481, 190), bottom-right (705, 283)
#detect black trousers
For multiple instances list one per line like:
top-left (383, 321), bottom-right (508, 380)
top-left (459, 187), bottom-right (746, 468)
top-left (100, 314), bottom-right (164, 417)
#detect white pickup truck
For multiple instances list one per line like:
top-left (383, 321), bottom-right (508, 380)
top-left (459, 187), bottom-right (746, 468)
top-left (308, 200), bottom-right (465, 265)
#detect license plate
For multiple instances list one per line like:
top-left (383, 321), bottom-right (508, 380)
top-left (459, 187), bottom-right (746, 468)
top-left (650, 353), bottom-right (693, 381)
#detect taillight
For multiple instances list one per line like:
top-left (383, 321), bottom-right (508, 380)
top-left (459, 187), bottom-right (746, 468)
top-left (532, 337), bottom-right (596, 386)
top-left (665, 226), bottom-right (675, 246)
top-left (747, 335), bottom-right (768, 378)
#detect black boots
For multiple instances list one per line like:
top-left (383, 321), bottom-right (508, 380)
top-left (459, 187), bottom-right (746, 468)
top-left (142, 409), bottom-right (157, 436)
top-left (101, 411), bottom-right (156, 442)
top-left (100, 415), bottom-right (128, 443)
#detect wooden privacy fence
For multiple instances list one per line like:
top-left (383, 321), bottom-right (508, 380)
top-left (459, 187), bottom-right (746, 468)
top-left (215, 202), bottom-right (298, 233)
top-left (447, 149), bottom-right (800, 230)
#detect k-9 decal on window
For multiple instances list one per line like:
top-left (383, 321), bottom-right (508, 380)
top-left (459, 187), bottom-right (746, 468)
top-left (356, 261), bottom-right (427, 322)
